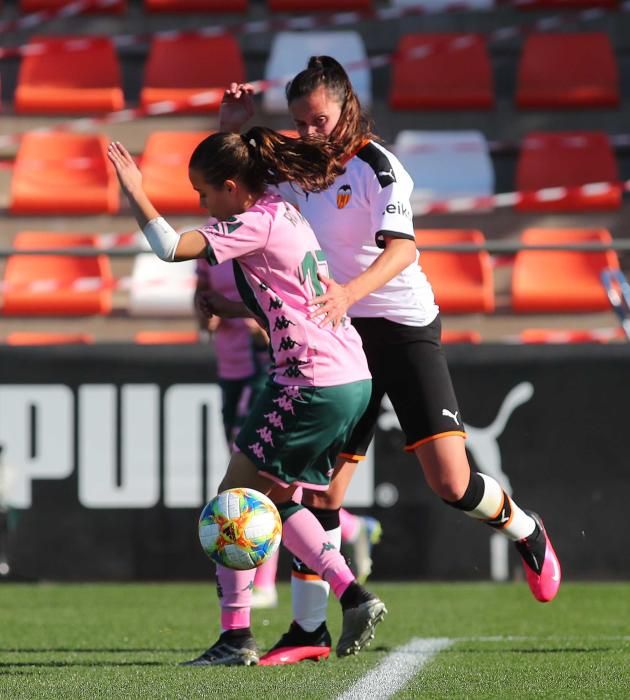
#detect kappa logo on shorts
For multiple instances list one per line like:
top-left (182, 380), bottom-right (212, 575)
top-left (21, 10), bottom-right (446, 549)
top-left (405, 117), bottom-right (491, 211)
top-left (336, 184), bottom-right (352, 209)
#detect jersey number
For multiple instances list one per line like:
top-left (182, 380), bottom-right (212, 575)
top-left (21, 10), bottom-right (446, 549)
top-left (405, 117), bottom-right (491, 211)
top-left (299, 250), bottom-right (328, 297)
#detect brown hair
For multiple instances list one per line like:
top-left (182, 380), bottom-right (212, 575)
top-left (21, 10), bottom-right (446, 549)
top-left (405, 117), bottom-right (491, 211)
top-left (285, 55), bottom-right (376, 154)
top-left (189, 127), bottom-right (345, 194)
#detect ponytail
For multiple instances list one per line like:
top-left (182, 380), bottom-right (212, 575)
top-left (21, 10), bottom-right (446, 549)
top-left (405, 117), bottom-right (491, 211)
top-left (189, 127), bottom-right (345, 195)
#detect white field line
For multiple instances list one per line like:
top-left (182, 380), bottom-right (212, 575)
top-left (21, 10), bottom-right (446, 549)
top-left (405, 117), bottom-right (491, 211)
top-left (336, 635), bottom-right (630, 700)
top-left (337, 637), bottom-right (453, 700)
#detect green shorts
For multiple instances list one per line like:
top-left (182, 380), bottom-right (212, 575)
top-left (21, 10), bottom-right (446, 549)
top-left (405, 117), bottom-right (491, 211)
top-left (234, 379), bottom-right (372, 491)
top-left (220, 370), bottom-right (268, 447)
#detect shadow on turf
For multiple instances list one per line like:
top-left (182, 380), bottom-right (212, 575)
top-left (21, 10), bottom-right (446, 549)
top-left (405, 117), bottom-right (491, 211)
top-left (0, 661), bottom-right (166, 669)
top-left (0, 648), bottom-right (199, 653)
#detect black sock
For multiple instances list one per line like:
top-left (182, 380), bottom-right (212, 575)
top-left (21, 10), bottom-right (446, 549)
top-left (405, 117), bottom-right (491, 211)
top-left (220, 627), bottom-right (252, 641)
top-left (340, 581), bottom-right (373, 611)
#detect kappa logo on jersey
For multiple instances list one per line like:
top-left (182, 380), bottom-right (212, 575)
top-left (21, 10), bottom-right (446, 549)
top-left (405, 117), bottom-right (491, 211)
top-left (336, 184), bottom-right (352, 209)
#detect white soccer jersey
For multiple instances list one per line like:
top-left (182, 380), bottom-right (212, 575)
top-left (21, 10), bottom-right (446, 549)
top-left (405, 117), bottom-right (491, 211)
top-left (279, 140), bottom-right (438, 326)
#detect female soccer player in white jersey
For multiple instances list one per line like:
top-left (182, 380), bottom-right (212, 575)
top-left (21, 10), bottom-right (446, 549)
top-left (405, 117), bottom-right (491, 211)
top-left (107, 128), bottom-right (386, 666)
top-left (221, 57), bottom-right (561, 664)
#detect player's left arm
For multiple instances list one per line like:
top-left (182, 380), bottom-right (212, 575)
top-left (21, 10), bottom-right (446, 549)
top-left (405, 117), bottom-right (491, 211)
top-left (310, 165), bottom-right (417, 328)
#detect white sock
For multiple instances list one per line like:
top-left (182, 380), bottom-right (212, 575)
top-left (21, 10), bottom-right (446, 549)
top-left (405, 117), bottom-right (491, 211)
top-left (291, 525), bottom-right (341, 632)
top-left (467, 474), bottom-right (536, 541)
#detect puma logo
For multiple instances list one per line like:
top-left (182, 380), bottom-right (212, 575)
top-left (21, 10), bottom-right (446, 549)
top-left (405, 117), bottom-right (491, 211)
top-left (442, 408), bottom-right (460, 425)
top-left (496, 509), bottom-right (509, 524)
top-left (377, 167), bottom-right (396, 183)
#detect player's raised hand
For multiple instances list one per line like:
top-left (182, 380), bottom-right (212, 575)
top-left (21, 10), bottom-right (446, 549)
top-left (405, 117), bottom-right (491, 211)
top-left (107, 141), bottom-right (143, 196)
top-left (219, 82), bottom-right (256, 133)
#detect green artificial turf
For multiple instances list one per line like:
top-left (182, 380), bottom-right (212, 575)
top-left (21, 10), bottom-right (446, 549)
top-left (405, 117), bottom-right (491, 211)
top-left (0, 582), bottom-right (628, 698)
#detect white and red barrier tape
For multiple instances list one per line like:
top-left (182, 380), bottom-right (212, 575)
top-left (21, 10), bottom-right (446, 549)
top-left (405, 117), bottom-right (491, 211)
top-left (0, 0), bottom-right (584, 39)
top-left (2, 0), bottom-right (628, 60)
top-left (0, 0), bottom-right (122, 36)
top-left (410, 179), bottom-right (630, 215)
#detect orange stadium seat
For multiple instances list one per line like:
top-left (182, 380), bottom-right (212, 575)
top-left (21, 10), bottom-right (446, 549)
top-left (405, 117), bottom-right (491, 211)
top-left (141, 131), bottom-right (211, 214)
top-left (19, 0), bottom-right (126, 12)
top-left (516, 131), bottom-right (620, 212)
top-left (2, 232), bottom-right (113, 316)
top-left (268, 0), bottom-right (370, 9)
top-left (390, 33), bottom-right (493, 110)
top-left (516, 33), bottom-right (619, 108)
top-left (415, 230), bottom-right (495, 313)
top-left (134, 331), bottom-right (199, 344)
top-left (140, 35), bottom-right (244, 112)
top-left (441, 330), bottom-right (482, 344)
top-left (144, 0), bottom-right (246, 10)
top-left (15, 35), bottom-right (124, 114)
top-left (6, 332), bottom-right (95, 345)
top-left (9, 133), bottom-right (119, 214)
top-left (511, 228), bottom-right (620, 313)
top-left (518, 329), bottom-right (608, 344)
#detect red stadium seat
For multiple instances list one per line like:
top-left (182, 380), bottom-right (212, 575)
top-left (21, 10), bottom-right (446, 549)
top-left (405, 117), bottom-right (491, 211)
top-left (141, 131), bottom-right (212, 214)
top-left (134, 331), bottom-right (199, 344)
top-left (2, 232), bottom-right (113, 316)
top-left (19, 0), bottom-right (125, 12)
top-left (390, 33), bottom-right (493, 110)
top-left (6, 332), bottom-right (95, 345)
top-left (140, 35), bottom-right (244, 112)
top-left (144, 0), bottom-right (246, 10)
top-left (9, 132), bottom-right (119, 214)
top-left (516, 131), bottom-right (620, 212)
top-left (511, 228), bottom-right (620, 313)
top-left (516, 33), bottom-right (619, 108)
top-left (268, 0), bottom-right (370, 9)
top-left (15, 36), bottom-right (124, 114)
top-left (415, 230), bottom-right (495, 313)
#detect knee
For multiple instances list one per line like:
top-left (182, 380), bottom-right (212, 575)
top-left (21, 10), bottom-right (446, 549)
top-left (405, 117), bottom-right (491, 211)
top-left (303, 489), bottom-right (344, 510)
top-left (427, 474), bottom-right (470, 503)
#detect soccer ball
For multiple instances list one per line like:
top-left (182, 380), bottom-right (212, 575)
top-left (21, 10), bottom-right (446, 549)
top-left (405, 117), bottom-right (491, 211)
top-left (198, 488), bottom-right (282, 570)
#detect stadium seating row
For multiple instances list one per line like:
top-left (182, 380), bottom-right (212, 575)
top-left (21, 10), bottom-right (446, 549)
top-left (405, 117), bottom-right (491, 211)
top-left (10, 0), bottom-right (622, 14)
top-left (7, 130), bottom-right (622, 214)
top-left (2, 328), bottom-right (624, 346)
top-left (2, 31), bottom-right (622, 114)
top-left (0, 228), bottom-right (619, 316)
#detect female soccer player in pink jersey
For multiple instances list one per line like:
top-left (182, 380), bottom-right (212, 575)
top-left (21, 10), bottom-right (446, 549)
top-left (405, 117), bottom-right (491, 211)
top-left (196, 260), bottom-right (382, 610)
top-left (107, 129), bottom-right (386, 666)
top-left (195, 259), bottom-right (281, 609)
top-left (221, 57), bottom-right (561, 663)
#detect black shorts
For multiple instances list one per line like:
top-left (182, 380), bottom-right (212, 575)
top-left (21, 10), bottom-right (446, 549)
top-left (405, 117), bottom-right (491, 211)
top-left (340, 314), bottom-right (466, 458)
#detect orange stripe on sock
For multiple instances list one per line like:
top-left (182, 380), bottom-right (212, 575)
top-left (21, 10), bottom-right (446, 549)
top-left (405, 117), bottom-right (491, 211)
top-left (338, 452), bottom-right (366, 462)
top-left (291, 571), bottom-right (322, 582)
top-left (404, 431), bottom-right (467, 452)
top-left (488, 493), bottom-right (507, 522)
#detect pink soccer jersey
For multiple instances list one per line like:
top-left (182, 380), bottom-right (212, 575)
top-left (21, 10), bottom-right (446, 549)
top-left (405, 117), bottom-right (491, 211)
top-left (196, 259), bottom-right (259, 381)
top-left (197, 191), bottom-right (371, 388)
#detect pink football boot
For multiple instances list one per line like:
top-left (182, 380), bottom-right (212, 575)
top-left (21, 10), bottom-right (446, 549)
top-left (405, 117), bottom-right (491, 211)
top-left (515, 511), bottom-right (561, 603)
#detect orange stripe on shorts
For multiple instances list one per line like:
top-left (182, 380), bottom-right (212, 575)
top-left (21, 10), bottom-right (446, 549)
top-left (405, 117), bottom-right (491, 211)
top-left (404, 430), bottom-right (467, 452)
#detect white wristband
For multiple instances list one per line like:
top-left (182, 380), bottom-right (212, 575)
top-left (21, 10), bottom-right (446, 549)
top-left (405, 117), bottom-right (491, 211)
top-left (142, 217), bottom-right (180, 262)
